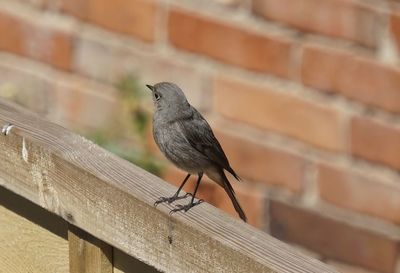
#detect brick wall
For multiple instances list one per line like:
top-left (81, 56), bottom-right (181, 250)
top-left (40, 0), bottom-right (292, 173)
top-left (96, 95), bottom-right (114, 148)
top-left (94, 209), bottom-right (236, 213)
top-left (0, 0), bottom-right (400, 272)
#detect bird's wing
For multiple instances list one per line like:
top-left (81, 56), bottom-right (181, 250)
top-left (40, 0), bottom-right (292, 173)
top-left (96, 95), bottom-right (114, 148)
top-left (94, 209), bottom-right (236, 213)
top-left (176, 107), bottom-right (240, 180)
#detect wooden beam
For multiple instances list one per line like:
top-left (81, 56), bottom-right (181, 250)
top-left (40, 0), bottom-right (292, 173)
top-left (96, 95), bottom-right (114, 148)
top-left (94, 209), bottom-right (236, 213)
top-left (68, 225), bottom-right (113, 273)
top-left (0, 204), bottom-right (69, 273)
top-left (0, 98), bottom-right (338, 273)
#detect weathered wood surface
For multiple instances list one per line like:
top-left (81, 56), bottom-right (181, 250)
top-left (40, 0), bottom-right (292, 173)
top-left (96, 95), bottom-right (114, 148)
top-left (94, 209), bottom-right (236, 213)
top-left (0, 204), bottom-right (69, 273)
top-left (68, 225), bottom-right (113, 273)
top-left (1, 185), bottom-right (158, 273)
top-left (0, 98), bottom-right (338, 273)
top-left (113, 248), bottom-right (160, 273)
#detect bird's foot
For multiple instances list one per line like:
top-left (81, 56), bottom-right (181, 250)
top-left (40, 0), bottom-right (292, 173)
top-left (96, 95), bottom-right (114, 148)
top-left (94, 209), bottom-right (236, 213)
top-left (154, 192), bottom-right (192, 207)
top-left (169, 199), bottom-right (204, 215)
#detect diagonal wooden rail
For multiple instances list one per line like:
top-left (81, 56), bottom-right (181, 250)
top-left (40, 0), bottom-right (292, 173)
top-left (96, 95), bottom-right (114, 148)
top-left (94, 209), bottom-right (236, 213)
top-left (0, 98), bottom-right (338, 273)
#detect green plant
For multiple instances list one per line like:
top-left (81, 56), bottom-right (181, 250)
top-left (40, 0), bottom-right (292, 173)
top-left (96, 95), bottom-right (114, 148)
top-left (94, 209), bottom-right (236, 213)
top-left (87, 75), bottom-right (164, 176)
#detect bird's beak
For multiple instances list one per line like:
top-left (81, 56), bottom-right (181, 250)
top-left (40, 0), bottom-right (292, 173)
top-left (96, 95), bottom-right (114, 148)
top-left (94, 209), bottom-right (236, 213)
top-left (146, 84), bottom-right (154, 92)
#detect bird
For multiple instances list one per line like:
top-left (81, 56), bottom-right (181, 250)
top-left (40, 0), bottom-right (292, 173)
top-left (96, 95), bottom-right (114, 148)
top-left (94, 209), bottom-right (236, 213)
top-left (147, 82), bottom-right (247, 222)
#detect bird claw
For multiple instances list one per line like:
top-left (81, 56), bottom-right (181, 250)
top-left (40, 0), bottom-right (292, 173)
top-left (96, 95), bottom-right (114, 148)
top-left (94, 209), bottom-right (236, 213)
top-left (153, 192), bottom-right (192, 207)
top-left (169, 199), bottom-right (204, 216)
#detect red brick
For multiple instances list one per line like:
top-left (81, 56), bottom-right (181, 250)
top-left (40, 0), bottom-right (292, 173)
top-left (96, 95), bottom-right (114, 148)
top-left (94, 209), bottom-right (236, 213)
top-left (214, 130), bottom-right (306, 192)
top-left (253, 0), bottom-right (380, 47)
top-left (168, 9), bottom-right (292, 78)
top-left (18, 0), bottom-right (47, 8)
top-left (0, 12), bottom-right (72, 70)
top-left (74, 37), bottom-right (207, 109)
top-left (61, 0), bottom-right (156, 42)
top-left (52, 79), bottom-right (117, 129)
top-left (212, 181), bottom-right (264, 227)
top-left (328, 261), bottom-right (380, 273)
top-left (390, 13), bottom-right (400, 51)
top-left (301, 44), bottom-right (400, 113)
top-left (60, 0), bottom-right (88, 19)
top-left (209, 0), bottom-right (243, 7)
top-left (213, 76), bottom-right (344, 151)
top-left (270, 201), bottom-right (398, 273)
top-left (318, 164), bottom-right (400, 224)
top-left (351, 117), bottom-right (400, 171)
top-left (0, 63), bottom-right (52, 114)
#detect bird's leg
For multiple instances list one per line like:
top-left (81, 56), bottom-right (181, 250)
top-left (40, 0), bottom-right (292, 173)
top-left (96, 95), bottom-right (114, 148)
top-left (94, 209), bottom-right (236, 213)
top-left (170, 173), bottom-right (204, 214)
top-left (154, 174), bottom-right (192, 206)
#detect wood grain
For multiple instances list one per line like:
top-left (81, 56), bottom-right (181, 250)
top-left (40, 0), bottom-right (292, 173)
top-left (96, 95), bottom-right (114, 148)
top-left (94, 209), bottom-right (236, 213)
top-left (68, 225), bottom-right (113, 273)
top-left (113, 248), bottom-right (160, 273)
top-left (0, 98), bottom-right (338, 273)
top-left (0, 205), bottom-right (69, 273)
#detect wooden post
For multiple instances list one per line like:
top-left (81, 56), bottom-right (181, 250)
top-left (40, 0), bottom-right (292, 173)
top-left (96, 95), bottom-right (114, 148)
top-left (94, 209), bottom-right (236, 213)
top-left (68, 224), bottom-right (113, 273)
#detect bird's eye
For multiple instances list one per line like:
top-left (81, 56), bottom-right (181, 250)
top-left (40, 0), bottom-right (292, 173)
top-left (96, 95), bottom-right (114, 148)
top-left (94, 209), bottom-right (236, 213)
top-left (154, 93), bottom-right (160, 101)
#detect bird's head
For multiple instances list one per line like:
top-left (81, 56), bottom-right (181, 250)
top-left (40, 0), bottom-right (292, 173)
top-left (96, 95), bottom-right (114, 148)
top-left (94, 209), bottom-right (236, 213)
top-left (146, 82), bottom-right (190, 112)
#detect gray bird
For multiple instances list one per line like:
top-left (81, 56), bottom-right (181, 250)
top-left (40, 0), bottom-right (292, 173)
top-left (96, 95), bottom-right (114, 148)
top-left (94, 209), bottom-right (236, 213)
top-left (147, 82), bottom-right (247, 222)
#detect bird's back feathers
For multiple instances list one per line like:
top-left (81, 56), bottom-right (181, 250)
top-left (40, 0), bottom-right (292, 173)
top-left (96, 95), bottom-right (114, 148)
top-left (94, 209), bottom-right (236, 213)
top-left (176, 107), bottom-right (240, 180)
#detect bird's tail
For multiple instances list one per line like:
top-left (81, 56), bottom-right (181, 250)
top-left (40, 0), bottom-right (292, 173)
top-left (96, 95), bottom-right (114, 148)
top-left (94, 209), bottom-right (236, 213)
top-left (219, 170), bottom-right (247, 222)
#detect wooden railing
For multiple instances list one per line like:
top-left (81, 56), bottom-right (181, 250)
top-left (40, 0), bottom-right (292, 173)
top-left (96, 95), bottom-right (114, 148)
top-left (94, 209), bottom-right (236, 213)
top-left (0, 98), bottom-right (338, 273)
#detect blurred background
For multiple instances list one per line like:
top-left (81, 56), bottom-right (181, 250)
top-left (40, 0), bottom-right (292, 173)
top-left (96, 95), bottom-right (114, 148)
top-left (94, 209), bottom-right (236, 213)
top-left (0, 0), bottom-right (400, 272)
